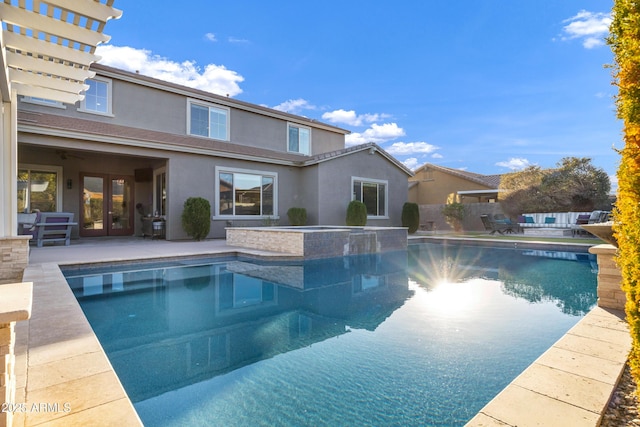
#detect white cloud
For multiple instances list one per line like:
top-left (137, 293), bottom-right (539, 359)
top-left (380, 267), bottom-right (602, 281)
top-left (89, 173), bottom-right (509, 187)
top-left (205, 33), bottom-right (217, 42)
top-left (228, 36), bottom-right (250, 44)
top-left (561, 10), bottom-right (611, 49)
top-left (431, 153), bottom-right (444, 159)
top-left (322, 109), bottom-right (388, 126)
top-left (496, 157), bottom-right (532, 170)
top-left (346, 123), bottom-right (405, 146)
top-left (95, 45), bottom-right (244, 96)
top-left (385, 141), bottom-right (439, 156)
top-left (403, 158), bottom-right (420, 170)
top-left (272, 98), bottom-right (316, 114)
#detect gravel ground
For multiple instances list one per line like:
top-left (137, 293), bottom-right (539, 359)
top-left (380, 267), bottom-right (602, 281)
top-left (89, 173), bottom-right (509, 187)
top-left (601, 364), bottom-right (640, 426)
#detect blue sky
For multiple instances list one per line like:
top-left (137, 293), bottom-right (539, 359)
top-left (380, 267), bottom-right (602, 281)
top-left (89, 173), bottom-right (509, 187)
top-left (97, 1), bottom-right (619, 187)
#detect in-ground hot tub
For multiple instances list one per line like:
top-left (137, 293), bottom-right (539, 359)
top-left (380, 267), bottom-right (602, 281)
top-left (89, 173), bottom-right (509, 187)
top-left (226, 226), bottom-right (408, 258)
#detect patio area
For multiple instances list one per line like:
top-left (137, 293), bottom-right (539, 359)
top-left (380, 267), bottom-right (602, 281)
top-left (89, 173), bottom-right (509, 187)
top-left (7, 235), bottom-right (632, 426)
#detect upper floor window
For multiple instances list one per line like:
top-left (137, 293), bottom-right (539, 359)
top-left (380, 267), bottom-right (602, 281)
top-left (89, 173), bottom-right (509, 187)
top-left (288, 124), bottom-right (310, 155)
top-left (79, 77), bottom-right (112, 115)
top-left (352, 177), bottom-right (387, 218)
top-left (188, 100), bottom-right (229, 141)
top-left (21, 97), bottom-right (66, 109)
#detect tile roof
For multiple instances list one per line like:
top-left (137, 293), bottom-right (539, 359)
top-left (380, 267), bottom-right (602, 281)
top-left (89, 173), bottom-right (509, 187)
top-left (414, 163), bottom-right (502, 188)
top-left (303, 142), bottom-right (414, 176)
top-left (17, 111), bottom-right (413, 177)
top-left (18, 110), bottom-right (307, 164)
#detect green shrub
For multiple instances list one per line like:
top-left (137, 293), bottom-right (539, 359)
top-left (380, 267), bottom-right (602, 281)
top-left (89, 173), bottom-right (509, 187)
top-left (287, 207), bottom-right (307, 226)
top-left (609, 0), bottom-right (640, 384)
top-left (442, 202), bottom-right (465, 232)
top-left (346, 200), bottom-right (367, 226)
top-left (401, 202), bottom-right (420, 234)
top-left (181, 197), bottom-right (211, 241)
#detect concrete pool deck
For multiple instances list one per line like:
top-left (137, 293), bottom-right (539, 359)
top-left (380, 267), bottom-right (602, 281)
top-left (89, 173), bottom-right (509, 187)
top-left (12, 235), bottom-right (630, 426)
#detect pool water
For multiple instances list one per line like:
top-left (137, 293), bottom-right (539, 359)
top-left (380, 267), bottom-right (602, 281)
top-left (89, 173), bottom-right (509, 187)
top-left (64, 243), bottom-right (597, 427)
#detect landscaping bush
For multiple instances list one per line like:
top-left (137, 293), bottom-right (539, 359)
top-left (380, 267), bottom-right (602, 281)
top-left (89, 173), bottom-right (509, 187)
top-left (401, 202), bottom-right (420, 234)
top-left (346, 200), bottom-right (367, 226)
top-left (287, 207), bottom-right (307, 226)
top-left (608, 0), bottom-right (640, 384)
top-left (442, 202), bottom-right (465, 232)
top-left (181, 197), bottom-right (211, 241)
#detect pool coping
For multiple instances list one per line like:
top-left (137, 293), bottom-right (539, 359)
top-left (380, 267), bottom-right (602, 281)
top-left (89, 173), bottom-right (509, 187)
top-left (16, 237), bottom-right (628, 426)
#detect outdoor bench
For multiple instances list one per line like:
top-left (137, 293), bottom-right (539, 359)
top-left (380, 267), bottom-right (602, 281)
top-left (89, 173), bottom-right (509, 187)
top-left (518, 211), bottom-right (608, 237)
top-left (33, 212), bottom-right (77, 247)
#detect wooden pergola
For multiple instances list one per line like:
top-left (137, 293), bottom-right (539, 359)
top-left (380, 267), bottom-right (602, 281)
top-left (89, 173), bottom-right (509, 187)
top-left (0, 0), bottom-right (122, 236)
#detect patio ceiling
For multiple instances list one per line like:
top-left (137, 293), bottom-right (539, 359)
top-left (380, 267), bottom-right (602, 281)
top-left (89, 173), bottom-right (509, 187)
top-left (0, 0), bottom-right (122, 104)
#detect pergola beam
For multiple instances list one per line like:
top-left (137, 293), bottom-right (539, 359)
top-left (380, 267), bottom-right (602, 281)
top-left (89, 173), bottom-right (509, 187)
top-left (0, 3), bottom-right (112, 48)
top-left (3, 32), bottom-right (101, 66)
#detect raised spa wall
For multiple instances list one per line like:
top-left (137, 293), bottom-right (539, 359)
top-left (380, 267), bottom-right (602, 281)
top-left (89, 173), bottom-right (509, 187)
top-left (226, 226), bottom-right (408, 258)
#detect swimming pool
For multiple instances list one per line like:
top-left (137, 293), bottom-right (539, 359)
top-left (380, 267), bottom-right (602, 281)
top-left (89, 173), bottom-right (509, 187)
top-left (64, 243), bottom-right (597, 426)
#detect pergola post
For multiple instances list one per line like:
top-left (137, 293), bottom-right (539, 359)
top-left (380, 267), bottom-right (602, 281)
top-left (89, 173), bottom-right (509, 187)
top-left (1, 90), bottom-right (17, 237)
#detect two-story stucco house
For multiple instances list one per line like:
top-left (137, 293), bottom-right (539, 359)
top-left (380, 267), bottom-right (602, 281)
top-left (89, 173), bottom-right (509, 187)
top-left (17, 63), bottom-right (411, 240)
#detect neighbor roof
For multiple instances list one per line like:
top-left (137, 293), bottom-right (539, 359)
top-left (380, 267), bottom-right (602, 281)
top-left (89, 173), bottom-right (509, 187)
top-left (413, 163), bottom-right (502, 188)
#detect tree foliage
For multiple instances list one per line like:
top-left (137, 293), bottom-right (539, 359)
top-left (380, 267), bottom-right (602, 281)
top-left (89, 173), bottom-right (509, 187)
top-left (441, 202), bottom-right (465, 232)
top-left (499, 157), bottom-right (610, 217)
top-left (608, 0), bottom-right (640, 383)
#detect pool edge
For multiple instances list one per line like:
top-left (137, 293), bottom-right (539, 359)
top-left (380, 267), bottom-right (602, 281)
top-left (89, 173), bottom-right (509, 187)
top-left (465, 306), bottom-right (630, 426)
top-left (18, 239), bottom-right (623, 427)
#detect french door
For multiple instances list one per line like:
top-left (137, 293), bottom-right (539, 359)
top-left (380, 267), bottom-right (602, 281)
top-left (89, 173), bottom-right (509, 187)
top-left (80, 173), bottom-right (134, 236)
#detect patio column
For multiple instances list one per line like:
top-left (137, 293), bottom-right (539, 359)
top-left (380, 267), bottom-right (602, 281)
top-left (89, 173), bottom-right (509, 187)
top-left (589, 244), bottom-right (625, 310)
top-left (0, 91), bottom-right (17, 237)
top-left (0, 92), bottom-right (29, 283)
top-left (0, 92), bottom-right (29, 284)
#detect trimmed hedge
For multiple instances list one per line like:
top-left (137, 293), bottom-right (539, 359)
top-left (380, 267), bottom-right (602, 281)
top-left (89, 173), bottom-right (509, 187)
top-left (287, 207), bottom-right (307, 226)
top-left (346, 200), bottom-right (367, 226)
top-left (401, 202), bottom-right (420, 234)
top-left (181, 197), bottom-right (211, 241)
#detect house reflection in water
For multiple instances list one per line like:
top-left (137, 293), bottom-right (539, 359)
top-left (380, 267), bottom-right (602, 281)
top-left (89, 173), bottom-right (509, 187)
top-left (65, 251), bottom-right (412, 402)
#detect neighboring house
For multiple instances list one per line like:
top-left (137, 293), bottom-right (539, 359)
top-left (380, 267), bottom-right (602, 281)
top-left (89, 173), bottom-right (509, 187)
top-left (17, 63), bottom-right (412, 240)
top-left (408, 163), bottom-right (502, 205)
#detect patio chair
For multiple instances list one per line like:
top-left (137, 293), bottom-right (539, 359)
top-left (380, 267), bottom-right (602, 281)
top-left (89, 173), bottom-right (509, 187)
top-left (17, 210), bottom-right (40, 236)
top-left (480, 214), bottom-right (514, 235)
top-left (33, 212), bottom-right (77, 247)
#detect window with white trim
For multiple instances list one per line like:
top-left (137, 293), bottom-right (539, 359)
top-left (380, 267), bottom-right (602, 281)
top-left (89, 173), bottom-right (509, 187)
top-left (287, 123), bottom-right (310, 155)
top-left (352, 177), bottom-right (387, 217)
top-left (18, 164), bottom-right (63, 213)
top-left (79, 77), bottom-right (112, 115)
top-left (22, 96), bottom-right (66, 109)
top-left (189, 100), bottom-right (230, 141)
top-left (216, 167), bottom-right (276, 217)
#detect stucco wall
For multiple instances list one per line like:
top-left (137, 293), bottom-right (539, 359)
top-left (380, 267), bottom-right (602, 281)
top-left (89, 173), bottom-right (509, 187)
top-left (419, 203), bottom-right (505, 231)
top-left (409, 168), bottom-right (494, 205)
top-left (19, 76), bottom-right (345, 156)
top-left (315, 151), bottom-right (409, 227)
